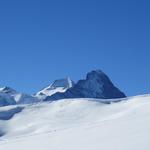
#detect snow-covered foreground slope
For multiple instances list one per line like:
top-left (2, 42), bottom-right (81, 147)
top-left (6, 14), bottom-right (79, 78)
top-left (0, 95), bottom-right (150, 150)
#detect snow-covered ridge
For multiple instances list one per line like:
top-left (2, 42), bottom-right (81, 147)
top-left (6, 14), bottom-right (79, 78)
top-left (0, 87), bottom-right (38, 106)
top-left (35, 77), bottom-right (74, 100)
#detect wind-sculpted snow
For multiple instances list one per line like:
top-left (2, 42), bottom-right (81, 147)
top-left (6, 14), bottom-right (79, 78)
top-left (0, 95), bottom-right (150, 150)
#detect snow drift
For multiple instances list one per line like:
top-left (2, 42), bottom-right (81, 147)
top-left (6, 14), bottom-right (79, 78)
top-left (0, 95), bottom-right (150, 150)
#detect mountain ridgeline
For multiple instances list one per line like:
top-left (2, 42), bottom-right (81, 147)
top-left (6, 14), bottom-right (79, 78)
top-left (0, 70), bottom-right (126, 106)
top-left (44, 70), bottom-right (126, 101)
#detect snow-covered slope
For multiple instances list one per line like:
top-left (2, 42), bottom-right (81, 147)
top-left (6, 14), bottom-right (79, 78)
top-left (35, 77), bottom-right (74, 100)
top-left (0, 95), bottom-right (150, 150)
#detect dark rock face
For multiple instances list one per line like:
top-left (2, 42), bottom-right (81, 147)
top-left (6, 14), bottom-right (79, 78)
top-left (44, 70), bottom-right (126, 101)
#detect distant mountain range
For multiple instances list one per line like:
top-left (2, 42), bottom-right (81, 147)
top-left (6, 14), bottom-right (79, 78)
top-left (0, 86), bottom-right (38, 106)
top-left (0, 70), bottom-right (126, 106)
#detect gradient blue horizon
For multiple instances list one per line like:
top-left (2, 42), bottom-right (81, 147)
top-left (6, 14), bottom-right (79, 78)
top-left (0, 0), bottom-right (150, 96)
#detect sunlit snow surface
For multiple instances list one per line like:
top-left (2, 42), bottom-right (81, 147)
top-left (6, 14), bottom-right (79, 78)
top-left (0, 95), bottom-right (150, 150)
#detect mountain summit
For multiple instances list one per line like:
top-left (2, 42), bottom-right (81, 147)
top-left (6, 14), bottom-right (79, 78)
top-left (45, 70), bottom-right (126, 101)
top-left (0, 86), bottom-right (17, 94)
top-left (36, 77), bottom-right (74, 100)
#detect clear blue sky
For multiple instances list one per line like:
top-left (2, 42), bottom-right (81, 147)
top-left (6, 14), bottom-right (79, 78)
top-left (0, 0), bottom-right (150, 96)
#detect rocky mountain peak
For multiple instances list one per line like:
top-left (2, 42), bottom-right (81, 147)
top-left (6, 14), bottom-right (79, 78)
top-left (45, 70), bottom-right (126, 101)
top-left (0, 86), bottom-right (17, 94)
top-left (49, 77), bottom-right (74, 90)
